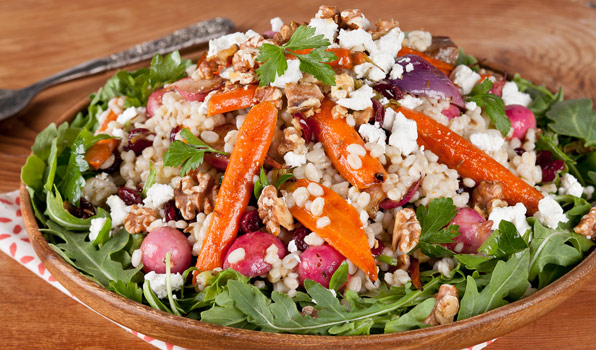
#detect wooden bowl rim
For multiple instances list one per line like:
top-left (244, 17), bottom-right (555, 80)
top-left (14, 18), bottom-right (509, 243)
top-left (20, 94), bottom-right (596, 350)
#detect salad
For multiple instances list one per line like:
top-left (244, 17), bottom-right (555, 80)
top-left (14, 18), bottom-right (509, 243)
top-left (21, 5), bottom-right (596, 335)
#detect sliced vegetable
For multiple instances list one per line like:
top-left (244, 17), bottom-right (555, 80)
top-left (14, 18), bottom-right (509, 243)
top-left (282, 178), bottom-right (378, 281)
top-left (97, 110), bottom-right (117, 133)
top-left (310, 99), bottom-right (388, 189)
top-left (173, 76), bottom-right (224, 102)
top-left (390, 54), bottom-right (464, 108)
top-left (84, 138), bottom-right (119, 171)
top-left (398, 47), bottom-right (454, 76)
top-left (196, 101), bottom-right (278, 272)
top-left (394, 106), bottom-right (544, 213)
top-left (207, 85), bottom-right (258, 116)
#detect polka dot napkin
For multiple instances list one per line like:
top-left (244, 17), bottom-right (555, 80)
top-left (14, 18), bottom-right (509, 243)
top-left (0, 190), bottom-right (495, 350)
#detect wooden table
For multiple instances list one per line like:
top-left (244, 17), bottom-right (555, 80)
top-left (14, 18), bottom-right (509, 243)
top-left (1, 0), bottom-right (595, 348)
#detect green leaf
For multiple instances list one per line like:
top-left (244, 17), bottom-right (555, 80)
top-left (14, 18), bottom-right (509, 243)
top-left (253, 167), bottom-right (270, 199)
top-left (455, 48), bottom-right (478, 71)
top-left (284, 25), bottom-right (330, 51)
top-left (92, 215), bottom-right (112, 246)
top-left (458, 250), bottom-right (530, 320)
top-left (546, 98), bottom-right (596, 147)
top-left (45, 189), bottom-right (106, 231)
top-left (289, 47), bottom-right (337, 86)
top-left (414, 198), bottom-right (459, 258)
top-left (256, 44), bottom-right (287, 87)
top-left (455, 254), bottom-right (493, 270)
top-left (479, 220), bottom-right (528, 258)
top-left (32, 123), bottom-right (58, 160)
top-left (513, 73), bottom-right (564, 123)
top-left (467, 92), bottom-right (510, 136)
top-left (109, 280), bottom-right (143, 303)
top-left (470, 79), bottom-right (493, 96)
top-left (44, 221), bottom-right (141, 287)
top-left (384, 298), bottom-right (435, 333)
top-left (275, 173), bottom-right (295, 189)
top-left (21, 155), bottom-right (45, 193)
top-left (201, 289), bottom-right (253, 328)
top-left (143, 162), bottom-right (157, 196)
top-left (163, 130), bottom-right (226, 177)
top-left (149, 51), bottom-right (190, 84)
top-left (143, 280), bottom-right (172, 313)
top-left (329, 261), bottom-right (349, 291)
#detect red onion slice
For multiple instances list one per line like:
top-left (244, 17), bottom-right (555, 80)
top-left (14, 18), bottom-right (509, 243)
top-left (379, 177), bottom-right (421, 210)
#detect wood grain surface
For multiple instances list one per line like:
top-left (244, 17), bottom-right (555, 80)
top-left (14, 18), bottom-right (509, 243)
top-left (1, 0), bottom-right (596, 349)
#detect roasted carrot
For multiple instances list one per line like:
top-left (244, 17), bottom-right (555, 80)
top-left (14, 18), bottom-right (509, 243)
top-left (85, 139), bottom-right (119, 170)
top-left (196, 101), bottom-right (278, 272)
top-left (398, 47), bottom-right (454, 76)
top-left (394, 106), bottom-right (544, 213)
top-left (310, 99), bottom-right (388, 189)
top-left (207, 85), bottom-right (258, 116)
top-left (97, 110), bottom-right (117, 133)
top-left (283, 178), bottom-right (378, 281)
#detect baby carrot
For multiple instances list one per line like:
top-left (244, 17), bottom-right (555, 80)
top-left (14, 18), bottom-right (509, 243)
top-left (310, 99), bottom-right (388, 189)
top-left (394, 106), bottom-right (544, 213)
top-left (196, 101), bottom-right (278, 272)
top-left (84, 139), bottom-right (119, 171)
top-left (397, 47), bottom-right (454, 76)
top-left (97, 110), bottom-right (117, 133)
top-left (283, 179), bottom-right (378, 282)
top-left (207, 85), bottom-right (258, 116)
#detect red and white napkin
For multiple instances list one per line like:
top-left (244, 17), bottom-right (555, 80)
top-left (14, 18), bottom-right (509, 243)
top-left (0, 189), bottom-right (495, 350)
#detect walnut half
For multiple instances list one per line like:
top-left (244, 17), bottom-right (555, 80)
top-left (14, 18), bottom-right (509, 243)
top-left (258, 185), bottom-right (295, 236)
top-left (175, 172), bottom-right (217, 220)
top-left (124, 205), bottom-right (158, 234)
top-left (574, 206), bottom-right (596, 238)
top-left (424, 284), bottom-right (460, 326)
top-left (392, 208), bottom-right (421, 270)
top-left (472, 181), bottom-right (508, 217)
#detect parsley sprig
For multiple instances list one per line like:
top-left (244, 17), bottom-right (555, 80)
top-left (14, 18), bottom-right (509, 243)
top-left (256, 25), bottom-right (337, 86)
top-left (163, 128), bottom-right (227, 176)
top-left (411, 197), bottom-right (460, 258)
top-left (466, 79), bottom-right (511, 136)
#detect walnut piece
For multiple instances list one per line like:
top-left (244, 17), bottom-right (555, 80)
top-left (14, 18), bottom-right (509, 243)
top-left (315, 5), bottom-right (340, 23)
top-left (424, 284), bottom-right (459, 326)
top-left (273, 21), bottom-right (301, 45)
top-left (331, 104), bottom-right (348, 119)
top-left (354, 106), bottom-right (373, 125)
top-left (255, 86), bottom-right (283, 109)
top-left (340, 9), bottom-right (368, 29)
top-left (277, 126), bottom-right (306, 156)
top-left (258, 185), bottom-right (295, 236)
top-left (574, 207), bottom-right (596, 238)
top-left (472, 181), bottom-right (508, 217)
top-left (285, 83), bottom-right (324, 115)
top-left (196, 58), bottom-right (219, 80)
top-left (370, 18), bottom-right (399, 40)
top-left (124, 205), bottom-right (159, 234)
top-left (392, 208), bottom-right (421, 269)
top-left (175, 172), bottom-right (217, 220)
top-left (330, 73), bottom-right (354, 100)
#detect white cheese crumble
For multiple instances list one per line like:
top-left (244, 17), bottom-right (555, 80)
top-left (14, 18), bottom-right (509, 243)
top-left (207, 30), bottom-right (259, 58)
top-left (143, 183), bottom-right (174, 210)
top-left (284, 151), bottom-right (307, 167)
top-left (372, 28), bottom-right (404, 58)
top-left (470, 132), bottom-right (505, 153)
top-left (387, 109), bottom-right (418, 156)
top-left (336, 84), bottom-right (374, 110)
top-left (389, 63), bottom-right (404, 79)
top-left (558, 173), bottom-right (584, 198)
top-left (405, 63), bottom-right (414, 72)
top-left (465, 101), bottom-right (478, 112)
top-left (270, 58), bottom-right (303, 88)
top-left (488, 203), bottom-right (531, 235)
top-left (308, 18), bottom-right (338, 42)
top-left (337, 28), bottom-right (375, 52)
top-left (106, 195), bottom-right (130, 227)
top-left (450, 65), bottom-right (481, 95)
top-left (534, 196), bottom-right (569, 229)
top-left (407, 30), bottom-right (432, 52)
top-left (117, 107), bottom-right (137, 124)
top-left (144, 271), bottom-right (184, 299)
top-left (397, 95), bottom-right (423, 110)
top-left (89, 217), bottom-right (107, 242)
top-left (270, 17), bottom-right (284, 32)
top-left (502, 81), bottom-right (532, 107)
top-left (359, 123), bottom-right (387, 150)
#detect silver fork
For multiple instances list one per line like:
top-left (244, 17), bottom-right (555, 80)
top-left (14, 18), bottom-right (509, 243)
top-left (0, 17), bottom-right (235, 121)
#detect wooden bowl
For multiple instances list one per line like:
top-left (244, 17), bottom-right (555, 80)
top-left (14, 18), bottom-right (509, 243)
top-left (20, 98), bottom-right (596, 350)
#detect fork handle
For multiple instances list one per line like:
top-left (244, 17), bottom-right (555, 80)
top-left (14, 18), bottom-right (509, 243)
top-left (32, 17), bottom-right (234, 90)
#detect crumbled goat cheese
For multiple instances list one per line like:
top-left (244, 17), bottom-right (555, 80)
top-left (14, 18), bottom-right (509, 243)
top-left (433, 257), bottom-right (456, 278)
top-left (117, 107), bottom-right (137, 124)
top-left (284, 151), bottom-right (307, 167)
top-left (353, 62), bottom-right (386, 82)
top-left (337, 28), bottom-right (375, 52)
top-left (144, 271), bottom-right (184, 299)
top-left (534, 196), bottom-right (569, 229)
top-left (370, 53), bottom-right (395, 74)
top-left (388, 109), bottom-right (418, 156)
top-left (89, 217), bottom-right (107, 242)
top-left (407, 30), bottom-right (432, 52)
top-left (270, 59), bottom-right (303, 88)
top-left (143, 183), bottom-right (174, 210)
top-left (337, 84), bottom-right (374, 110)
top-left (308, 18), bottom-right (338, 42)
top-left (465, 101), bottom-right (478, 112)
top-left (270, 17), bottom-right (284, 32)
top-left (502, 81), bottom-right (532, 107)
top-left (405, 63), bottom-right (414, 72)
top-left (359, 123), bottom-right (387, 149)
top-left (397, 95), bottom-right (423, 110)
top-left (470, 132), bottom-right (505, 153)
top-left (489, 203), bottom-right (531, 235)
top-left (389, 63), bottom-right (404, 79)
top-left (207, 30), bottom-right (258, 58)
top-left (106, 195), bottom-right (130, 227)
top-left (451, 65), bottom-right (481, 95)
top-left (559, 173), bottom-right (584, 198)
top-left (372, 28), bottom-right (404, 58)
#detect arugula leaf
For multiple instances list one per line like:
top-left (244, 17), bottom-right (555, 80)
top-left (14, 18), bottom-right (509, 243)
top-left (384, 298), bottom-right (434, 333)
top-left (479, 220), bottom-right (528, 259)
top-left (556, 195), bottom-right (591, 226)
top-left (45, 188), bottom-right (107, 231)
top-left (253, 167), bottom-right (270, 199)
top-left (414, 198), bottom-right (459, 257)
top-left (32, 123), bottom-right (59, 160)
top-left (454, 254), bottom-right (493, 270)
top-left (143, 280), bottom-right (172, 313)
top-left (143, 162), bottom-right (157, 196)
top-left (467, 80), bottom-right (511, 136)
top-left (513, 73), bottom-right (564, 123)
top-left (109, 280), bottom-right (143, 303)
top-left (92, 215), bottom-right (112, 246)
top-left (275, 173), bottom-right (294, 189)
top-left (163, 128), bottom-right (227, 176)
top-left (455, 48), bottom-right (479, 71)
top-left (546, 98), bottom-right (596, 147)
top-left (256, 25), bottom-right (337, 86)
top-left (376, 254), bottom-right (398, 266)
top-left (328, 260), bottom-right (349, 291)
top-left (21, 155), bottom-right (45, 193)
top-left (458, 250), bottom-right (530, 320)
top-left (201, 289), bottom-right (254, 328)
top-left (43, 221), bottom-right (141, 287)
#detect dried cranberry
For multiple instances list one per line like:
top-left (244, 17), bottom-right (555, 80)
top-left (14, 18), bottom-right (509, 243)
top-left (372, 80), bottom-right (404, 100)
top-left (370, 239), bottom-right (385, 257)
top-left (169, 126), bottom-right (182, 142)
top-left (67, 197), bottom-right (96, 219)
top-left (239, 209), bottom-right (262, 233)
top-left (294, 113), bottom-right (314, 142)
top-left (536, 150), bottom-right (565, 182)
top-left (292, 226), bottom-right (311, 251)
top-left (441, 104), bottom-right (461, 120)
top-left (117, 187), bottom-right (143, 205)
top-left (514, 147), bottom-right (526, 156)
top-left (371, 98), bottom-right (385, 125)
top-left (124, 128), bottom-right (154, 156)
top-left (536, 150), bottom-right (553, 166)
top-left (164, 200), bottom-right (181, 222)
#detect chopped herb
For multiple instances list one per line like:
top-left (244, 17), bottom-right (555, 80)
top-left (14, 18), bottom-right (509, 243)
top-left (163, 128), bottom-right (228, 176)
